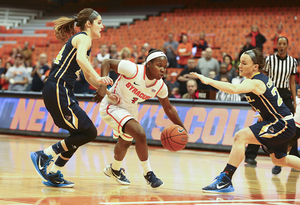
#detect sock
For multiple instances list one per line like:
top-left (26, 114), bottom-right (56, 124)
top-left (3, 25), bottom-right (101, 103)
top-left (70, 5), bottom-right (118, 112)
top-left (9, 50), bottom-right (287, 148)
top-left (50, 164), bottom-right (62, 174)
top-left (55, 154), bottom-right (69, 167)
top-left (111, 159), bottom-right (122, 171)
top-left (222, 163), bottom-right (237, 179)
top-left (141, 160), bottom-right (152, 175)
top-left (51, 141), bottom-right (66, 154)
top-left (44, 146), bottom-right (57, 156)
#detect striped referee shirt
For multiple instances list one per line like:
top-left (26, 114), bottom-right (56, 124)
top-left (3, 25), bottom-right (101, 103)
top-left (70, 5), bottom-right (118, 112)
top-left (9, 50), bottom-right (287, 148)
top-left (264, 54), bottom-right (298, 88)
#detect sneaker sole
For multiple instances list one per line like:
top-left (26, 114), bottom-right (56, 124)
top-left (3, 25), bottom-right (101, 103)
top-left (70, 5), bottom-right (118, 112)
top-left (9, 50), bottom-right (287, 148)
top-left (30, 152), bottom-right (48, 182)
top-left (202, 187), bottom-right (235, 193)
top-left (42, 181), bottom-right (74, 188)
top-left (103, 167), bottom-right (130, 185)
top-left (151, 182), bottom-right (164, 189)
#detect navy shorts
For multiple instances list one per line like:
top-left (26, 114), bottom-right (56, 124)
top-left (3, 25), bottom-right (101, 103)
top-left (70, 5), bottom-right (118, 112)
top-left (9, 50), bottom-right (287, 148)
top-left (42, 78), bottom-right (93, 133)
top-left (249, 116), bottom-right (296, 159)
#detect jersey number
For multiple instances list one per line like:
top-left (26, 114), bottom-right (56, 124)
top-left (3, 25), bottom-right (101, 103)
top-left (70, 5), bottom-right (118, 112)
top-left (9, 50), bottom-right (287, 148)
top-left (131, 97), bottom-right (138, 104)
top-left (54, 45), bottom-right (66, 65)
top-left (271, 87), bottom-right (283, 106)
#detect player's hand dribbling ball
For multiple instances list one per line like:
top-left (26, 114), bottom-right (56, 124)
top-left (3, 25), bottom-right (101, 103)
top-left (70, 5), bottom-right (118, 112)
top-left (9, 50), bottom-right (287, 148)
top-left (161, 124), bottom-right (188, 151)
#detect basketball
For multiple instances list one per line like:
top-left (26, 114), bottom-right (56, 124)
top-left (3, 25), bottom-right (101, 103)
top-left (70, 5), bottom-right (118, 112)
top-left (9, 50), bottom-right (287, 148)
top-left (161, 124), bottom-right (188, 151)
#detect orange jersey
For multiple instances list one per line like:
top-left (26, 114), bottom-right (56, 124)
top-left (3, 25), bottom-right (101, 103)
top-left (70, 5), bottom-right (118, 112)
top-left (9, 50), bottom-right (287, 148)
top-left (177, 43), bottom-right (192, 65)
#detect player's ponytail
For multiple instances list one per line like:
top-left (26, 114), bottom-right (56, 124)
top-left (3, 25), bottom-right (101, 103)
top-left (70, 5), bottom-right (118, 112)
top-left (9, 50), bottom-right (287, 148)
top-left (53, 8), bottom-right (99, 44)
top-left (252, 48), bottom-right (265, 71)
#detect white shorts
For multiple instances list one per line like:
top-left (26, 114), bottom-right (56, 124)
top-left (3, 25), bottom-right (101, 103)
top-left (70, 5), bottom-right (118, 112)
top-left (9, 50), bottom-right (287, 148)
top-left (99, 97), bottom-right (137, 141)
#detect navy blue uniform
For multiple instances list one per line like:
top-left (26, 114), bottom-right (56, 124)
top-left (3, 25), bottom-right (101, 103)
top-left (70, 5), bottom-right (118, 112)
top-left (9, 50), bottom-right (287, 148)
top-left (245, 73), bottom-right (296, 159)
top-left (43, 32), bottom-right (93, 133)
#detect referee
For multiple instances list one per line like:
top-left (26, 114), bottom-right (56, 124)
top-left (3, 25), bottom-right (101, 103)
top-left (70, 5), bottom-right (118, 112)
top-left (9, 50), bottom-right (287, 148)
top-left (245, 37), bottom-right (300, 174)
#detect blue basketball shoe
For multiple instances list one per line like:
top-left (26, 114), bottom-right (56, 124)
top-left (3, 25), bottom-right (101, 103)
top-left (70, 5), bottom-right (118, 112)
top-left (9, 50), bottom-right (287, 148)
top-left (30, 151), bottom-right (53, 181)
top-left (144, 171), bottom-right (164, 189)
top-left (43, 171), bottom-right (74, 188)
top-left (202, 172), bottom-right (235, 193)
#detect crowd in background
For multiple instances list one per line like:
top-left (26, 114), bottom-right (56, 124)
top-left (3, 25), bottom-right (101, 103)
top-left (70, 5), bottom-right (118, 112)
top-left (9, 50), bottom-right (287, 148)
top-left (0, 23), bottom-right (299, 102)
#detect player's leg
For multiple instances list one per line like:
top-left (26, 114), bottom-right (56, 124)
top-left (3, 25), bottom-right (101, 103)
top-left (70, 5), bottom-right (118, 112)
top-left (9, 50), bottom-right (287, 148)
top-left (122, 119), bottom-right (163, 188)
top-left (42, 124), bottom-right (97, 188)
top-left (103, 137), bottom-right (132, 185)
top-left (270, 153), bottom-right (300, 171)
top-left (203, 127), bottom-right (261, 193)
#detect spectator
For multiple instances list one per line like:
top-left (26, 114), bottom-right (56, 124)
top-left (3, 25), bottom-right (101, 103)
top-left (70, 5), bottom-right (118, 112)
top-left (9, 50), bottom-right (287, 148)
top-left (215, 75), bottom-right (241, 101)
top-left (163, 33), bottom-right (179, 68)
top-left (248, 25), bottom-right (266, 51)
top-left (119, 47), bottom-right (135, 62)
top-left (214, 63), bottom-right (232, 81)
top-left (196, 47), bottom-right (220, 77)
top-left (0, 61), bottom-right (12, 90)
top-left (171, 87), bottom-right (181, 98)
top-left (238, 35), bottom-right (255, 60)
top-left (182, 79), bottom-right (200, 99)
top-left (88, 57), bottom-right (101, 94)
top-left (177, 58), bottom-right (202, 96)
top-left (201, 50), bottom-right (206, 59)
top-left (137, 46), bottom-right (148, 64)
top-left (223, 55), bottom-right (237, 78)
top-left (21, 41), bottom-right (33, 67)
top-left (7, 47), bottom-right (21, 65)
top-left (97, 44), bottom-right (110, 67)
top-left (109, 43), bottom-right (119, 83)
top-left (109, 43), bottom-right (119, 60)
top-left (132, 44), bottom-right (139, 63)
top-left (231, 74), bottom-right (246, 101)
top-left (30, 53), bottom-right (50, 92)
top-left (5, 53), bottom-right (29, 91)
top-left (271, 24), bottom-right (288, 53)
top-left (193, 31), bottom-right (208, 59)
top-left (177, 34), bottom-right (192, 69)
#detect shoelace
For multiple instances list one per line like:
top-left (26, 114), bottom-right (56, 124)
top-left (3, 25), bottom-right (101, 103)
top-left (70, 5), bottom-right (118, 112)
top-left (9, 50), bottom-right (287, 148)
top-left (42, 157), bottom-right (54, 171)
top-left (213, 172), bottom-right (226, 183)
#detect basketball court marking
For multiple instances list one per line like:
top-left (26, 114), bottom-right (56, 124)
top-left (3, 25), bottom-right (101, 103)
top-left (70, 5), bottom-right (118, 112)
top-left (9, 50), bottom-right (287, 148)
top-left (100, 199), bottom-right (300, 205)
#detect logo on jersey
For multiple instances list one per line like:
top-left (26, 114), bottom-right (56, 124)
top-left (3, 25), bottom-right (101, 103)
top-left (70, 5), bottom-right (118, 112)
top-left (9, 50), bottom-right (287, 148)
top-left (126, 82), bottom-right (151, 100)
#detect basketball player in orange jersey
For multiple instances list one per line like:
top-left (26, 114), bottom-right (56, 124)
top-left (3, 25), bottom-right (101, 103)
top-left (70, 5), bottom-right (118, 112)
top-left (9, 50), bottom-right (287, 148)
top-left (93, 48), bottom-right (186, 188)
top-left (30, 8), bottom-right (119, 188)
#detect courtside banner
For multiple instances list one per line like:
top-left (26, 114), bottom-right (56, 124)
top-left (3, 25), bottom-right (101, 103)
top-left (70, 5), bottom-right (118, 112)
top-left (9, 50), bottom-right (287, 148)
top-left (0, 94), bottom-right (258, 148)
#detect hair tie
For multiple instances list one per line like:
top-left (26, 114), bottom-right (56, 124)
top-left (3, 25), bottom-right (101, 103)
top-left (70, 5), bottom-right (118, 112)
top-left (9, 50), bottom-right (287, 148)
top-left (74, 18), bottom-right (77, 22)
top-left (244, 50), bottom-right (258, 64)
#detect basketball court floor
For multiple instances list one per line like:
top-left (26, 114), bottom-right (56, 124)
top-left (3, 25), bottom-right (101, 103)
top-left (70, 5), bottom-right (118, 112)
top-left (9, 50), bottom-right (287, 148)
top-left (0, 134), bottom-right (299, 205)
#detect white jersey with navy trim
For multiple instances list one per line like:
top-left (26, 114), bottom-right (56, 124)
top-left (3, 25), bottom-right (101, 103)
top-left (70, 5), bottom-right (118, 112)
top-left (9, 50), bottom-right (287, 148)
top-left (106, 60), bottom-right (168, 108)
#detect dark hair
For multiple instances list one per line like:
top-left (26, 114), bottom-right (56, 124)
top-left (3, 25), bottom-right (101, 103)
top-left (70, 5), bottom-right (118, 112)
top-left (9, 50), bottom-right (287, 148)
top-left (219, 75), bottom-right (230, 82)
top-left (53, 8), bottom-right (99, 43)
top-left (223, 54), bottom-right (232, 62)
top-left (251, 48), bottom-right (265, 71)
top-left (277, 36), bottom-right (289, 45)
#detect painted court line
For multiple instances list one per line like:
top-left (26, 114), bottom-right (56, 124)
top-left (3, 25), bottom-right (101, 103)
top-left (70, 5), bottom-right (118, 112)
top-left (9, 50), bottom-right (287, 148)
top-left (99, 199), bottom-right (300, 205)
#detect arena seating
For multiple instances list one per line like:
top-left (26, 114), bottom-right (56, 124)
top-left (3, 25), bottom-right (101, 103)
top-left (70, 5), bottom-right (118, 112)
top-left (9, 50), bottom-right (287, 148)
top-left (0, 4), bottom-right (300, 66)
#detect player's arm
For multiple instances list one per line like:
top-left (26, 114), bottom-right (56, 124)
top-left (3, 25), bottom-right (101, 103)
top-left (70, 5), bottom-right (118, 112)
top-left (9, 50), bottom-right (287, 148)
top-left (93, 59), bottom-right (121, 103)
top-left (73, 34), bottom-right (113, 86)
top-left (290, 74), bottom-right (296, 112)
top-left (158, 96), bottom-right (186, 131)
top-left (191, 72), bottom-right (265, 95)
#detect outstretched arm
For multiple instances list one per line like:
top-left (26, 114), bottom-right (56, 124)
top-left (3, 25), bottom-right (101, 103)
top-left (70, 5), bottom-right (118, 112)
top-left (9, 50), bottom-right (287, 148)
top-left (190, 72), bottom-right (265, 95)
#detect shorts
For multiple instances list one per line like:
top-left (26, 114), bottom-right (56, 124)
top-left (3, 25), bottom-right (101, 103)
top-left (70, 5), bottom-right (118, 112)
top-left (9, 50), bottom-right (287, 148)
top-left (43, 78), bottom-right (93, 133)
top-left (249, 114), bottom-right (296, 159)
top-left (99, 97), bottom-right (137, 141)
